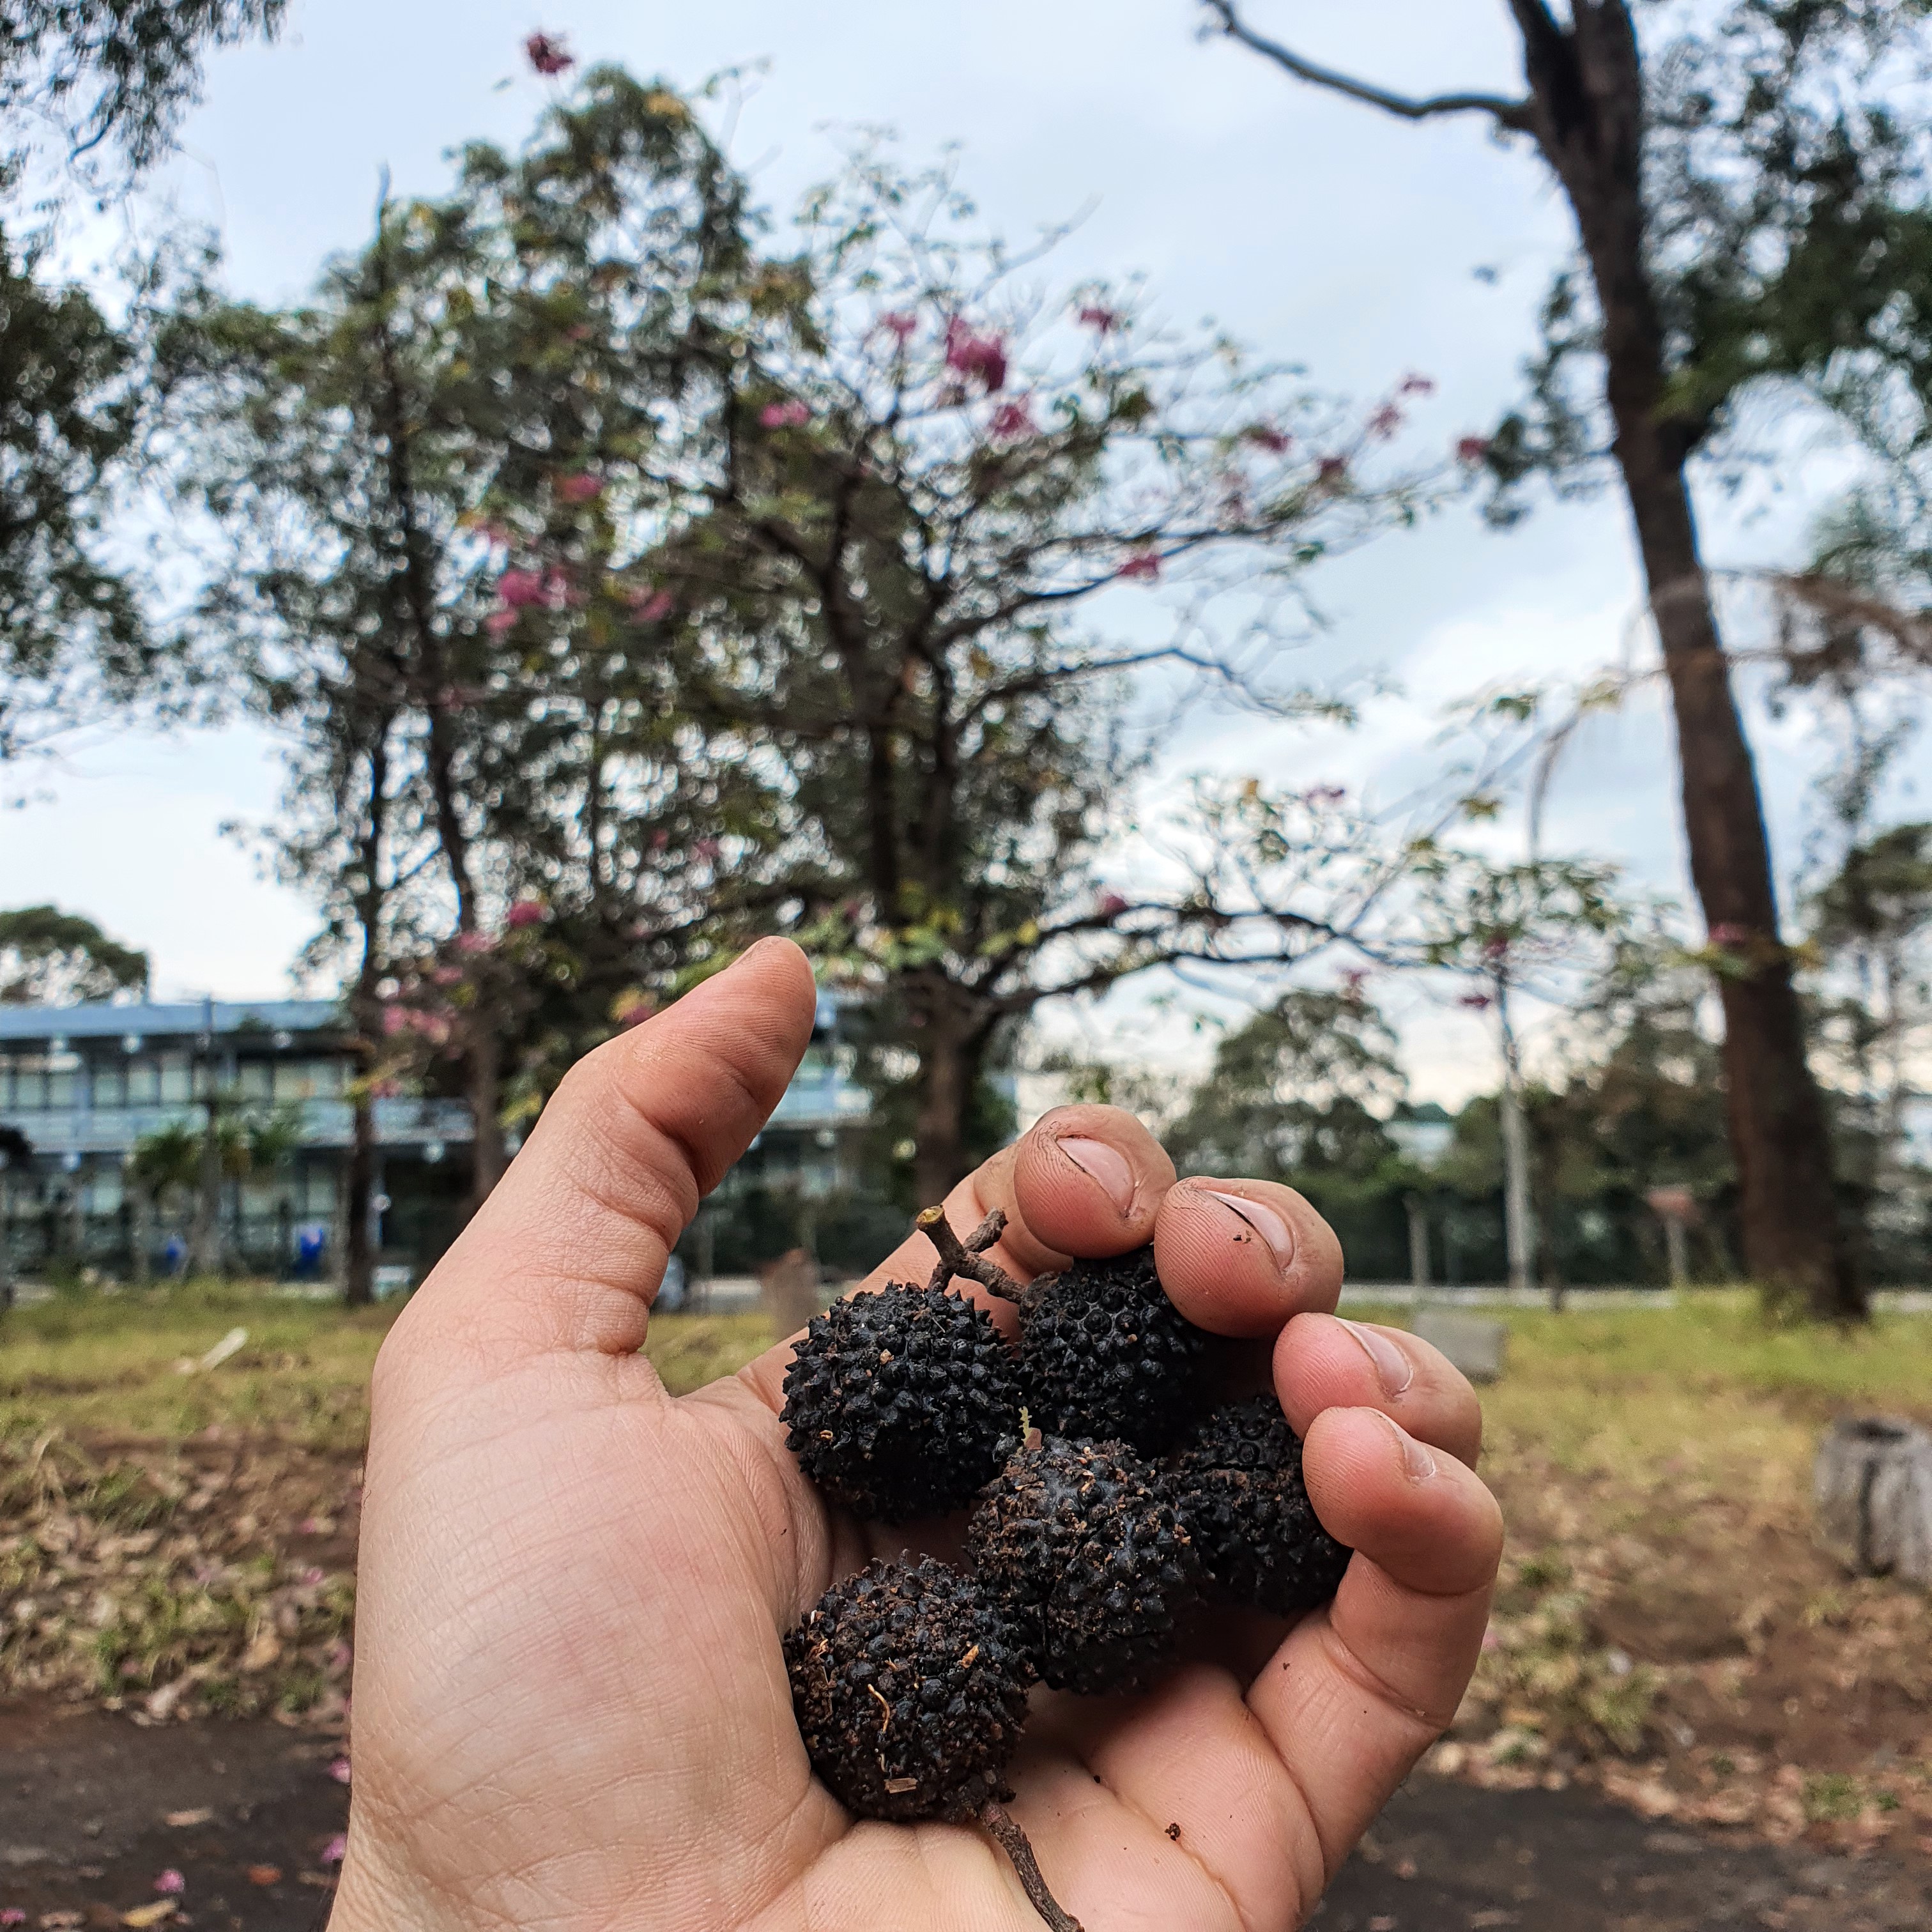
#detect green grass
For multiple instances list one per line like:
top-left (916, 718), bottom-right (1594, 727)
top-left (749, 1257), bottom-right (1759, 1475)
top-left (0, 1282), bottom-right (779, 1449)
top-left (5, 1281), bottom-right (1926, 1459)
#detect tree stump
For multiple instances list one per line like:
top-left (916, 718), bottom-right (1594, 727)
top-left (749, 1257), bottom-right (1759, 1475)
top-left (1814, 1417), bottom-right (1932, 1588)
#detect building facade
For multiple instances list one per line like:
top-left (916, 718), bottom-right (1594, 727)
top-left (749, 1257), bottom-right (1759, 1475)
top-left (0, 992), bottom-right (871, 1283)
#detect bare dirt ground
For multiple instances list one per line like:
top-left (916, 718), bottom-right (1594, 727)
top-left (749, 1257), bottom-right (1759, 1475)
top-left (4, 1706), bottom-right (1929, 1932)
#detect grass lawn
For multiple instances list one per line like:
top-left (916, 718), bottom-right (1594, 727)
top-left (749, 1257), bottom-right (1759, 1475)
top-left (4, 1283), bottom-right (1930, 1857)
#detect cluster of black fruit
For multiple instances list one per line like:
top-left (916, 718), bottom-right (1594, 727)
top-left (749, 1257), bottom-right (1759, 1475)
top-left (778, 1205), bottom-right (1351, 1931)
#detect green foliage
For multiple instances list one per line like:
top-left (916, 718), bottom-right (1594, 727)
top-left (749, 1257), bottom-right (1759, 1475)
top-left (0, 901), bottom-right (147, 1001)
top-left (1482, 0), bottom-right (1932, 516)
top-left (0, 0), bottom-right (285, 185)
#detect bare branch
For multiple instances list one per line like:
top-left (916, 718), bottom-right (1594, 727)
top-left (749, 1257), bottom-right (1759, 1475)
top-left (917, 1203), bottom-right (1025, 1301)
top-left (1202, 1), bottom-right (1533, 130)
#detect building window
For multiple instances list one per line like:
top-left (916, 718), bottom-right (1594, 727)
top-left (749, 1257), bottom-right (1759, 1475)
top-left (92, 1064), bottom-right (126, 1108)
top-left (158, 1054), bottom-right (192, 1105)
top-left (12, 1063), bottom-right (45, 1109)
top-left (273, 1059), bottom-right (344, 1102)
top-left (46, 1068), bottom-right (79, 1110)
top-left (126, 1057), bottom-right (160, 1105)
top-left (236, 1061), bottom-right (274, 1101)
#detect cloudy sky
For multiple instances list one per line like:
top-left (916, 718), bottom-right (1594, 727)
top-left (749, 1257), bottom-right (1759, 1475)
top-left (3, 0), bottom-right (1893, 1101)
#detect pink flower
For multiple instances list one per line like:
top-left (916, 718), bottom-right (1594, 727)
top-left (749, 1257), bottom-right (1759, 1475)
top-left (693, 837), bottom-right (722, 863)
top-left (369, 1077), bottom-right (402, 1099)
top-left (431, 965), bottom-right (463, 988)
top-left (329, 1756), bottom-right (353, 1785)
top-left (944, 317), bottom-right (1008, 393)
top-left (381, 1006), bottom-right (410, 1037)
top-left (299, 1565), bottom-right (326, 1588)
top-left (1455, 435), bottom-right (1492, 465)
top-left (155, 1871), bottom-right (186, 1896)
top-left (486, 608), bottom-right (520, 636)
top-left (525, 31), bottom-right (574, 75)
top-left (1242, 423), bottom-right (1292, 455)
top-left (555, 472), bottom-right (604, 503)
top-left (1367, 402), bottom-right (1404, 440)
top-left (3, 1909), bottom-right (26, 1924)
top-left (506, 900), bottom-right (548, 928)
top-left (1399, 372), bottom-right (1437, 396)
top-left (456, 930), bottom-right (497, 956)
top-left (1459, 992), bottom-right (1494, 1012)
top-left (1116, 551), bottom-right (1162, 583)
top-left (1317, 455), bottom-right (1349, 486)
top-left (496, 567), bottom-right (549, 608)
top-left (629, 588), bottom-right (675, 624)
top-left (879, 310), bottom-right (918, 342)
top-left (1341, 967), bottom-right (1371, 997)
top-left (649, 829), bottom-right (670, 851)
top-left (322, 1835), bottom-right (349, 1868)
top-left (988, 398), bottom-right (1034, 441)
top-left (1077, 303), bottom-right (1121, 334)
top-left (1709, 922), bottom-right (1752, 948)
top-left (1096, 891), bottom-right (1130, 917)
top-left (1303, 783), bottom-right (1347, 806)
top-left (760, 399), bottom-right (810, 429)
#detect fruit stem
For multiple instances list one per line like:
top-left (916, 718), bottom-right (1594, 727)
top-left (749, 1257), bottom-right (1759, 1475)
top-left (918, 1204), bottom-right (1025, 1302)
top-left (978, 1798), bottom-right (1085, 1932)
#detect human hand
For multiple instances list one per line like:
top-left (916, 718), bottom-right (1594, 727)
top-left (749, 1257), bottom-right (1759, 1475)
top-left (329, 939), bottom-right (1502, 1932)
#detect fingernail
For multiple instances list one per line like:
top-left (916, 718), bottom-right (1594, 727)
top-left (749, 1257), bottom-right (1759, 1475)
top-left (1057, 1136), bottom-right (1135, 1213)
top-left (1374, 1409), bottom-right (1436, 1482)
top-left (1338, 1319), bottom-right (1416, 1399)
top-left (1199, 1188), bottom-right (1295, 1269)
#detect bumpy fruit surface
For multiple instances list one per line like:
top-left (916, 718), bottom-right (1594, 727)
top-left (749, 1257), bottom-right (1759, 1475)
top-left (781, 1283), bottom-right (1023, 1522)
top-left (1167, 1396), bottom-right (1351, 1616)
top-left (967, 1435), bottom-right (1200, 1694)
top-left (1016, 1246), bottom-right (1223, 1455)
top-left (784, 1558), bottom-right (1036, 1823)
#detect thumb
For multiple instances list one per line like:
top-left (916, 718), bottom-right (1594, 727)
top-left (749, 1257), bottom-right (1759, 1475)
top-left (402, 937), bottom-right (817, 1361)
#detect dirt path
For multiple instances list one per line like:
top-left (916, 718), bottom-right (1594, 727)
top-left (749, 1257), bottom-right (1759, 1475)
top-left (5, 1708), bottom-right (1929, 1930)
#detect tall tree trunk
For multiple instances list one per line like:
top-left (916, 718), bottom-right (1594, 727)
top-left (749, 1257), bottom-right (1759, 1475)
top-left (342, 1094), bottom-right (377, 1308)
top-left (467, 1018), bottom-right (508, 1211)
top-left (1613, 440), bottom-right (1859, 1316)
top-left (913, 1016), bottom-right (981, 1209)
top-left (187, 1091), bottom-right (224, 1279)
top-left (1494, 985), bottom-right (1538, 1301)
top-left (1519, 5), bottom-right (1864, 1322)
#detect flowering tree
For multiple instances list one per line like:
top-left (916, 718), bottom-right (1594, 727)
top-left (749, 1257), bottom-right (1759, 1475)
top-left (164, 63), bottom-right (768, 1286)
top-left (606, 148), bottom-right (1438, 1199)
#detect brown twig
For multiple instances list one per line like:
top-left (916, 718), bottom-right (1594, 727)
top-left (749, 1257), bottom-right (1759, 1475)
top-left (918, 1204), bottom-right (1025, 1301)
top-left (979, 1798), bottom-right (1086, 1932)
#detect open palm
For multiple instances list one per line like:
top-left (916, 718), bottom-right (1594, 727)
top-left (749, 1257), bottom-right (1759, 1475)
top-left (330, 940), bottom-right (1502, 1932)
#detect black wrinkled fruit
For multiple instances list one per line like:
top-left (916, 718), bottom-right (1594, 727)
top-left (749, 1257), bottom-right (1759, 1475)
top-left (1168, 1397), bottom-right (1352, 1616)
top-left (784, 1558), bottom-right (1036, 1823)
top-left (967, 1435), bottom-right (1201, 1694)
top-left (781, 1283), bottom-right (1023, 1522)
top-left (1016, 1245), bottom-right (1223, 1454)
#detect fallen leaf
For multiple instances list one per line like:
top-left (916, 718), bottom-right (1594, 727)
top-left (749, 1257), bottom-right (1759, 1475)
top-left (247, 1866), bottom-right (282, 1887)
top-left (38, 1916), bottom-right (84, 1930)
top-left (163, 1810), bottom-right (212, 1829)
top-left (119, 1908), bottom-right (175, 1929)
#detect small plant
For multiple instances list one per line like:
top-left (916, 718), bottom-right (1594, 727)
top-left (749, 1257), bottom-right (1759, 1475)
top-left (1802, 1772), bottom-right (1862, 1824)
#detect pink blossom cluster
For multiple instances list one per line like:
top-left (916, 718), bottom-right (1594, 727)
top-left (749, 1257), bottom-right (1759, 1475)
top-left (944, 318), bottom-right (1008, 393)
top-left (1456, 435), bottom-right (1493, 465)
top-left (554, 471), bottom-right (604, 503)
top-left (879, 310), bottom-right (918, 342)
top-left (1243, 422), bottom-right (1292, 455)
top-left (1116, 551), bottom-right (1162, 583)
top-left (381, 1005), bottom-right (452, 1047)
top-left (1077, 303), bottom-right (1121, 334)
top-left (988, 398), bottom-right (1034, 441)
top-left (629, 586), bottom-right (676, 624)
top-left (526, 32), bottom-right (574, 75)
top-left (506, 899), bottom-right (549, 928)
top-left (760, 399), bottom-right (810, 429)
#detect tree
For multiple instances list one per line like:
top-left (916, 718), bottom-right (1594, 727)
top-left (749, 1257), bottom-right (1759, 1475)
top-left (0, 1), bottom-right (285, 783)
top-left (1198, 0), bottom-right (1931, 1319)
top-left (0, 901), bottom-right (146, 1001)
top-left (1411, 845), bottom-right (1625, 1303)
top-left (627, 148), bottom-right (1433, 1200)
top-left (0, 0), bottom-right (284, 187)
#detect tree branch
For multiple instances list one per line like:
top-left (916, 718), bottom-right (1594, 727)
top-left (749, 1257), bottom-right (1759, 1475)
top-left (1202, 1), bottom-right (1533, 130)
